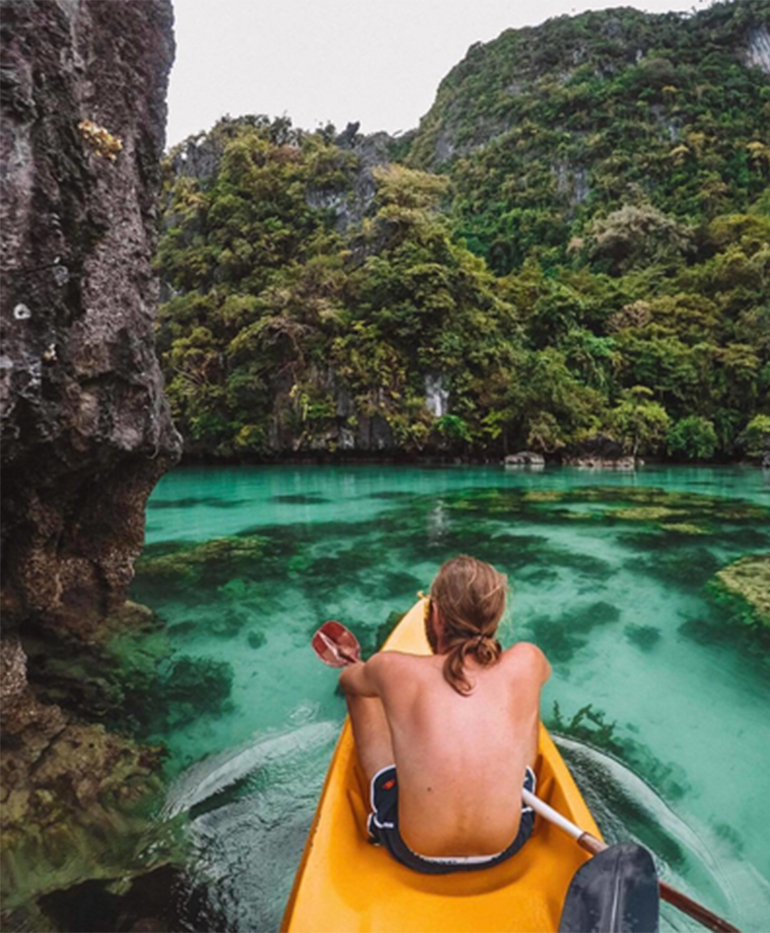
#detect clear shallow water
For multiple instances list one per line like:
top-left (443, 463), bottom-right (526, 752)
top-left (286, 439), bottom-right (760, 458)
top-left (128, 465), bottom-right (770, 932)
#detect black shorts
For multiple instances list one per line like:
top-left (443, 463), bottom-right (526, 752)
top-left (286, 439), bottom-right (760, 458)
top-left (367, 765), bottom-right (536, 875)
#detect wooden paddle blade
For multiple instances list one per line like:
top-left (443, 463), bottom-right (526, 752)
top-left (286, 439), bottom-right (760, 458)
top-left (312, 621), bottom-right (361, 667)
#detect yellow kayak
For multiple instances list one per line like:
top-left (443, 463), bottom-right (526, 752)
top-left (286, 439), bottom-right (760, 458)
top-left (281, 600), bottom-right (603, 933)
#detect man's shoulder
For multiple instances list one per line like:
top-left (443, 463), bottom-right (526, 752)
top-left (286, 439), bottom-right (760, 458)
top-left (501, 642), bottom-right (551, 679)
top-left (367, 650), bottom-right (433, 681)
top-left (504, 641), bottom-right (547, 660)
top-left (370, 650), bottom-right (429, 670)
top-left (365, 651), bottom-right (430, 700)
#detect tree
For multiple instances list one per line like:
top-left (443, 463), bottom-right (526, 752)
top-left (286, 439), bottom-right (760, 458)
top-left (588, 203), bottom-right (692, 274)
top-left (739, 414), bottom-right (770, 460)
top-left (667, 415), bottom-right (718, 460)
top-left (610, 387), bottom-right (670, 458)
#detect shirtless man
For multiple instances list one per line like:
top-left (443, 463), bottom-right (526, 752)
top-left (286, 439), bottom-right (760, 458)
top-left (339, 554), bottom-right (551, 874)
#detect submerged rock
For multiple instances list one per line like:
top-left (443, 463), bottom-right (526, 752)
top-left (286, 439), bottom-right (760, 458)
top-left (0, 714), bottom-right (174, 911)
top-left (247, 629), bottom-right (267, 650)
top-left (711, 554), bottom-right (770, 627)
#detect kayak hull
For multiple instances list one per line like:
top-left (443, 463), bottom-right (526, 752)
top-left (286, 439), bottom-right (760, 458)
top-left (282, 600), bottom-right (602, 933)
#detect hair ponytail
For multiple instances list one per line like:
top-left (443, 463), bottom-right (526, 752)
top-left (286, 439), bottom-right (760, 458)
top-left (474, 634), bottom-right (502, 667)
top-left (443, 639), bottom-right (474, 695)
top-left (431, 555), bottom-right (508, 696)
top-left (442, 633), bottom-right (503, 694)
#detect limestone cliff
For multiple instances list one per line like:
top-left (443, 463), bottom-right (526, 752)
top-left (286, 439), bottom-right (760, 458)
top-left (0, 0), bottom-right (181, 906)
top-left (406, 0), bottom-right (770, 172)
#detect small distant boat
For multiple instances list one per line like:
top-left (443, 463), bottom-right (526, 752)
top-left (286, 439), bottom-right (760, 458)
top-left (281, 599), bottom-right (603, 933)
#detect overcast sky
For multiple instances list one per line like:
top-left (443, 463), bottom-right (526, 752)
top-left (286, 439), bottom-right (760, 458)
top-left (167, 0), bottom-right (708, 149)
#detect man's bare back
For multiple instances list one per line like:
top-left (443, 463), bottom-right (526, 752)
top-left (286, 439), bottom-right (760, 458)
top-left (339, 555), bottom-right (551, 872)
top-left (340, 640), bottom-right (550, 858)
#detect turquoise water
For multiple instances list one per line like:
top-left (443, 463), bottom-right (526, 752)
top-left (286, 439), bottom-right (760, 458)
top-left (129, 465), bottom-right (770, 931)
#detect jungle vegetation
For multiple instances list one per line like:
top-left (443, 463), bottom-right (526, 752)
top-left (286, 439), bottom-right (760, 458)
top-left (154, 0), bottom-right (770, 461)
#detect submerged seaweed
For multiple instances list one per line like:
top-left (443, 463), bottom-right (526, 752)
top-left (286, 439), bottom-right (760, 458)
top-left (441, 486), bottom-right (770, 540)
top-left (136, 535), bottom-right (271, 588)
top-left (675, 555), bottom-right (770, 675)
top-left (557, 739), bottom-right (688, 869)
top-left (523, 601), bottom-right (621, 664)
top-left (148, 496), bottom-right (251, 510)
top-left (624, 624), bottom-right (662, 652)
top-left (550, 702), bottom-right (690, 803)
top-left (625, 546), bottom-right (721, 590)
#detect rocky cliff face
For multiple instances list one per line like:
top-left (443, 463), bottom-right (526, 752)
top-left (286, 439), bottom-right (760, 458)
top-left (168, 117), bottom-right (393, 234)
top-left (0, 0), bottom-right (181, 906)
top-left (406, 1), bottom-right (770, 172)
top-left (742, 22), bottom-right (770, 72)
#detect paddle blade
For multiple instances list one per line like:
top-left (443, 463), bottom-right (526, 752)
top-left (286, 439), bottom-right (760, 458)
top-left (311, 621), bottom-right (361, 668)
top-left (559, 843), bottom-right (659, 933)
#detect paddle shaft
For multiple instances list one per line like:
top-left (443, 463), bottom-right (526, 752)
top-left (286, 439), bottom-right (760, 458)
top-left (522, 789), bottom-right (739, 933)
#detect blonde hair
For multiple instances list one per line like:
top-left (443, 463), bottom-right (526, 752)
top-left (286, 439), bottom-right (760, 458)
top-left (429, 555), bottom-right (507, 695)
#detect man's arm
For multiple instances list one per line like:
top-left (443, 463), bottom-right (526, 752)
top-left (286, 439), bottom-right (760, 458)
top-left (338, 652), bottom-right (389, 698)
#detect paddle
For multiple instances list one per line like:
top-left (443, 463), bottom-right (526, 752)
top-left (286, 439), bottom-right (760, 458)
top-left (522, 788), bottom-right (739, 933)
top-left (311, 620), bottom-right (361, 667)
top-left (559, 842), bottom-right (660, 933)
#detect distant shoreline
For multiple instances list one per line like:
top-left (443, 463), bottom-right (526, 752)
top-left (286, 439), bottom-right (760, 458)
top-left (173, 451), bottom-right (765, 469)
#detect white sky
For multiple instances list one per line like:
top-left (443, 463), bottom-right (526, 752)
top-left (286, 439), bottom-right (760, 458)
top-left (167, 0), bottom-right (709, 149)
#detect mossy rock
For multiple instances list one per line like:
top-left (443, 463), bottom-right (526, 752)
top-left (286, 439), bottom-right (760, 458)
top-left (660, 522), bottom-right (707, 535)
top-left (711, 554), bottom-right (770, 627)
top-left (612, 506), bottom-right (685, 522)
top-left (136, 535), bottom-right (270, 584)
top-left (522, 491), bottom-right (564, 503)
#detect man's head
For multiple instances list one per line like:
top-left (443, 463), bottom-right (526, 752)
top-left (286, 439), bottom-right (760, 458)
top-left (426, 555), bottom-right (508, 695)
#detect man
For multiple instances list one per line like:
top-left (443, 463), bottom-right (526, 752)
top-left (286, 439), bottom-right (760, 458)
top-left (339, 554), bottom-right (551, 874)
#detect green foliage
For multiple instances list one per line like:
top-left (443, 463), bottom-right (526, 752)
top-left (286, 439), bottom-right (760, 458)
top-left (740, 414), bottom-right (770, 458)
top-left (610, 387), bottom-right (670, 456)
top-left (667, 415), bottom-right (719, 460)
top-left (435, 414), bottom-right (471, 444)
top-left (155, 1), bottom-right (770, 462)
top-left (588, 203), bottom-right (692, 274)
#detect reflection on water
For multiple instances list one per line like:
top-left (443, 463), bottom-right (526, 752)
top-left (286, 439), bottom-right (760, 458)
top-left (28, 466), bottom-right (770, 931)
